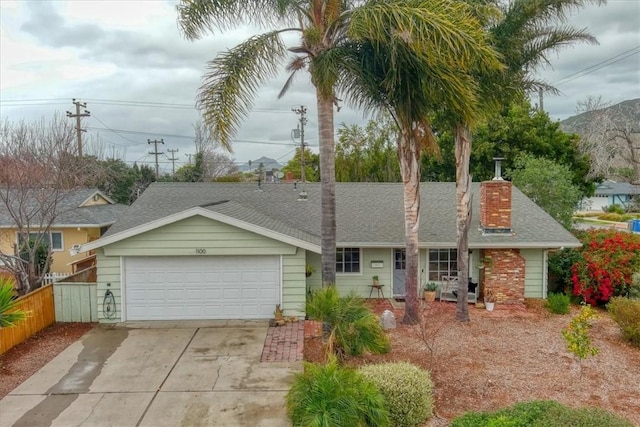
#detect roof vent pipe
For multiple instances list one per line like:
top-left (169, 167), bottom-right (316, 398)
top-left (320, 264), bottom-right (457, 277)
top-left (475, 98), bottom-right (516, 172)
top-left (297, 190), bottom-right (308, 201)
top-left (492, 157), bottom-right (505, 180)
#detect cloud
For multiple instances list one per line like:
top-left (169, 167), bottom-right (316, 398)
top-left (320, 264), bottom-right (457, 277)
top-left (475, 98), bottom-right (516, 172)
top-left (1, 0), bottom-right (638, 169)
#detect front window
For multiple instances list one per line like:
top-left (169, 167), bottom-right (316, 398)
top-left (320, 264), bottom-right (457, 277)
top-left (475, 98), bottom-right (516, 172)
top-left (428, 249), bottom-right (457, 281)
top-left (336, 248), bottom-right (360, 273)
top-left (18, 232), bottom-right (64, 251)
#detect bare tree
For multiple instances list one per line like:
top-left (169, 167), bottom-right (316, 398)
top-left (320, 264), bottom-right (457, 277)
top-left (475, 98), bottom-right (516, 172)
top-left (0, 114), bottom-right (94, 294)
top-left (191, 120), bottom-right (237, 180)
top-left (574, 97), bottom-right (640, 183)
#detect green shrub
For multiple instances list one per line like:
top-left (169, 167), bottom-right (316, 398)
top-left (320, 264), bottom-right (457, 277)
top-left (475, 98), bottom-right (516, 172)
top-left (451, 400), bottom-right (633, 427)
top-left (286, 358), bottom-right (390, 427)
top-left (306, 286), bottom-right (390, 357)
top-left (548, 248), bottom-right (581, 293)
top-left (608, 297), bottom-right (640, 348)
top-left (546, 292), bottom-right (570, 314)
top-left (603, 204), bottom-right (626, 214)
top-left (358, 362), bottom-right (433, 427)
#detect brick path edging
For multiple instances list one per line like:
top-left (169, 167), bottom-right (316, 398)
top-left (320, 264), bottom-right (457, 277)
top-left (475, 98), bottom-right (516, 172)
top-left (260, 321), bottom-right (305, 362)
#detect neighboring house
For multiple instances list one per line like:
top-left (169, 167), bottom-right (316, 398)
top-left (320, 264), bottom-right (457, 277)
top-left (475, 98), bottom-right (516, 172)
top-left (579, 180), bottom-right (640, 211)
top-left (0, 189), bottom-right (128, 275)
top-left (77, 180), bottom-right (580, 323)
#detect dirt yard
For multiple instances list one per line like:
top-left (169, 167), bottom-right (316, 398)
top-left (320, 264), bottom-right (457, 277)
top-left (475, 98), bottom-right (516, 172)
top-left (304, 300), bottom-right (640, 426)
top-left (0, 322), bottom-right (95, 399)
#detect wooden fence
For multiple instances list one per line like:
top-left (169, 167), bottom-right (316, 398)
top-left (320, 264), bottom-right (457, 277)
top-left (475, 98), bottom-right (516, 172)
top-left (54, 282), bottom-right (97, 322)
top-left (1, 284), bottom-right (56, 355)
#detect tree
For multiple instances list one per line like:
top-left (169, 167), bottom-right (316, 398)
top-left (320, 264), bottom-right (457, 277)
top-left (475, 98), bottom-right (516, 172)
top-left (176, 0), bottom-right (501, 289)
top-left (335, 119), bottom-right (401, 182)
top-left (87, 159), bottom-right (155, 204)
top-left (0, 115), bottom-right (94, 294)
top-left (449, 0), bottom-right (603, 321)
top-left (335, 3), bottom-right (502, 323)
top-left (282, 147), bottom-right (320, 182)
top-left (425, 97), bottom-right (594, 195)
top-left (506, 154), bottom-right (582, 229)
top-left (572, 97), bottom-right (640, 183)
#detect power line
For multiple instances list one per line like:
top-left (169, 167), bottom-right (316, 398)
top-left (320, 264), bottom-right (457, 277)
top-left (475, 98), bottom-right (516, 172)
top-left (0, 97), bottom-right (294, 113)
top-left (551, 45), bottom-right (640, 86)
top-left (90, 114), bottom-right (145, 146)
top-left (86, 126), bottom-right (298, 146)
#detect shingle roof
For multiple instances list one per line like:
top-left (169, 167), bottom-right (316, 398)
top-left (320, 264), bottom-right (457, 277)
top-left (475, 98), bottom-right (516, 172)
top-left (0, 188), bottom-right (128, 228)
top-left (103, 182), bottom-right (580, 249)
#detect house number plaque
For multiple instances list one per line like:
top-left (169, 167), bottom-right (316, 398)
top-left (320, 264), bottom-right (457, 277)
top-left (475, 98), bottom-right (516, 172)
top-left (195, 248), bottom-right (207, 254)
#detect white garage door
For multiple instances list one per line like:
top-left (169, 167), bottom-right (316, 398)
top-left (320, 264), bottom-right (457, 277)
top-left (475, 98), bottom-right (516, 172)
top-left (124, 256), bottom-right (280, 320)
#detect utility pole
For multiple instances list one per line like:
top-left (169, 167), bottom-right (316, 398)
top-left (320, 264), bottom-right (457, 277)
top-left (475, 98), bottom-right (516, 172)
top-left (538, 88), bottom-right (544, 112)
top-left (167, 148), bottom-right (179, 175)
top-left (292, 105), bottom-right (307, 182)
top-left (185, 153), bottom-right (193, 165)
top-left (148, 138), bottom-right (164, 180)
top-left (66, 99), bottom-right (90, 157)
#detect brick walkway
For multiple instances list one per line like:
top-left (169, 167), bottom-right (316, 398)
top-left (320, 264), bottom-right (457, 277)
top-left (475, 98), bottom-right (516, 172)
top-left (260, 321), bottom-right (305, 362)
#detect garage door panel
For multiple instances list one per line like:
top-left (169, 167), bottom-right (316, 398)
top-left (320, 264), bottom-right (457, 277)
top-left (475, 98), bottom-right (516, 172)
top-left (125, 256), bottom-right (280, 320)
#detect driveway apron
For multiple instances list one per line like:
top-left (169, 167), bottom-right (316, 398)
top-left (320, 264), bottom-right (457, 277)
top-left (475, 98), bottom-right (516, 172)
top-left (0, 324), bottom-right (300, 427)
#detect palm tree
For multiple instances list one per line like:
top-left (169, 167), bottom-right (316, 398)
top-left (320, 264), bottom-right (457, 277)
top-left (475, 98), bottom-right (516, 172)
top-left (0, 278), bottom-right (28, 328)
top-left (336, 4), bottom-right (501, 323)
top-left (451, 0), bottom-right (604, 321)
top-left (177, 0), bottom-right (502, 290)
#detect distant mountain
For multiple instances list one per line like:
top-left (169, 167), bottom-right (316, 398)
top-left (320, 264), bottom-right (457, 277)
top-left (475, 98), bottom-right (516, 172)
top-left (237, 156), bottom-right (283, 172)
top-left (560, 98), bottom-right (640, 134)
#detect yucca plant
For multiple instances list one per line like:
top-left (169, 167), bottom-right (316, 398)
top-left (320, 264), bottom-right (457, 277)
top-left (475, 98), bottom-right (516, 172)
top-left (0, 277), bottom-right (28, 328)
top-left (306, 286), bottom-right (390, 358)
top-left (286, 357), bottom-right (390, 427)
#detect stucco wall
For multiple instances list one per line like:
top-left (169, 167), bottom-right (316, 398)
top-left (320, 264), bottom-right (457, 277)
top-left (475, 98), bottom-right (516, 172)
top-left (0, 227), bottom-right (93, 274)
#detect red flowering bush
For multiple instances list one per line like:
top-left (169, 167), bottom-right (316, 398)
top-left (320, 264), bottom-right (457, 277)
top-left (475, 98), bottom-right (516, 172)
top-left (571, 230), bottom-right (640, 306)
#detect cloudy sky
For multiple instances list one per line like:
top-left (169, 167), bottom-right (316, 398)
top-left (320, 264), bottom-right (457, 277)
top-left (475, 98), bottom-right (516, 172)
top-left (1, 0), bottom-right (639, 174)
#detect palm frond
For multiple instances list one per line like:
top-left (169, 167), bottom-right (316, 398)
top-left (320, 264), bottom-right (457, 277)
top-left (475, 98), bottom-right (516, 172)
top-left (176, 0), bottom-right (300, 39)
top-left (347, 0), bottom-right (501, 73)
top-left (196, 31), bottom-right (288, 150)
top-left (278, 56), bottom-right (307, 99)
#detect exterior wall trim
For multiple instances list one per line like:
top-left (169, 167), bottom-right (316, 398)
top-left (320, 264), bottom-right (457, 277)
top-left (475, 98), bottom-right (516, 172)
top-left (80, 207), bottom-right (320, 254)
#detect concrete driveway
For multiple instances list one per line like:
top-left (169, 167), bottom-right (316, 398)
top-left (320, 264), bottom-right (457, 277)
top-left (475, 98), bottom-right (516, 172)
top-left (0, 322), bottom-right (301, 427)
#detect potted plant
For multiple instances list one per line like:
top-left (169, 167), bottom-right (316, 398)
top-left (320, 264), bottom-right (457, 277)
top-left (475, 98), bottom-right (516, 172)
top-left (423, 282), bottom-right (438, 302)
top-left (372, 275), bottom-right (379, 285)
top-left (305, 264), bottom-right (316, 278)
top-left (484, 289), bottom-right (496, 311)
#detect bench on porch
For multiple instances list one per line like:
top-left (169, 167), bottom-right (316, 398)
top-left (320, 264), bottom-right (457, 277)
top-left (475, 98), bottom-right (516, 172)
top-left (439, 275), bottom-right (478, 303)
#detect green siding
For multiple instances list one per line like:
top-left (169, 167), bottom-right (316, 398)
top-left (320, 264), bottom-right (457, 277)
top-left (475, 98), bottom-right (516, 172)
top-left (522, 249), bottom-right (545, 298)
top-left (95, 216), bottom-right (307, 322)
top-left (283, 249), bottom-right (306, 317)
top-left (96, 249), bottom-right (121, 323)
top-left (333, 248), bottom-right (393, 298)
top-left (103, 216), bottom-right (296, 257)
top-left (305, 252), bottom-right (322, 292)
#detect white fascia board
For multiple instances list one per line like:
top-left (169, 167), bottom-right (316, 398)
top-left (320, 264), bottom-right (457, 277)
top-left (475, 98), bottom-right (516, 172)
top-left (79, 207), bottom-right (320, 253)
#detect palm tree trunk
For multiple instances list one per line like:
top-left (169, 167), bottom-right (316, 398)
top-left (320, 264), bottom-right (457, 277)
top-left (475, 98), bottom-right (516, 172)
top-left (398, 129), bottom-right (420, 324)
top-left (455, 124), bottom-right (472, 322)
top-left (317, 91), bottom-right (337, 286)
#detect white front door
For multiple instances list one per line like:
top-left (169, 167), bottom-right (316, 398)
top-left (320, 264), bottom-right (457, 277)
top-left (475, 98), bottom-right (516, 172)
top-left (124, 256), bottom-right (280, 320)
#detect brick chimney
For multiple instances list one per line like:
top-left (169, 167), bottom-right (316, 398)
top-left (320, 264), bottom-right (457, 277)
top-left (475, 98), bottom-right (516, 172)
top-left (480, 158), bottom-right (512, 234)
